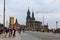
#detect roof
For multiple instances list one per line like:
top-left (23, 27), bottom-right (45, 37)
top-left (30, 20), bottom-right (42, 23)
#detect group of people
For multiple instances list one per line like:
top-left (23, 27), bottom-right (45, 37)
top-left (4, 27), bottom-right (16, 37)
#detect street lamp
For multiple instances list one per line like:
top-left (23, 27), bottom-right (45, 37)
top-left (42, 14), bottom-right (44, 31)
top-left (56, 21), bottom-right (58, 29)
top-left (3, 0), bottom-right (5, 27)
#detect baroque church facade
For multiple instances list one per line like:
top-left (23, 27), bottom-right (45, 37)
top-left (26, 9), bottom-right (48, 32)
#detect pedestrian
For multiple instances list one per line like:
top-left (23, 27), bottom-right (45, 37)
top-left (19, 29), bottom-right (21, 34)
top-left (23, 29), bottom-right (25, 33)
top-left (13, 27), bottom-right (16, 37)
top-left (5, 28), bottom-right (9, 37)
top-left (9, 28), bottom-right (12, 37)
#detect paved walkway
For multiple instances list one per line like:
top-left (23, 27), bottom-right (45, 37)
top-left (25, 31), bottom-right (60, 40)
top-left (21, 32), bottom-right (41, 40)
top-left (0, 32), bottom-right (21, 40)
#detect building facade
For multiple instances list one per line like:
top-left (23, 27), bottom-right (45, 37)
top-left (9, 17), bottom-right (14, 28)
top-left (14, 19), bottom-right (21, 30)
top-left (26, 9), bottom-right (42, 31)
top-left (26, 9), bottom-right (48, 31)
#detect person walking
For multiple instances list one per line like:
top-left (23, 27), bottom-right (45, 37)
top-left (13, 27), bottom-right (16, 37)
top-left (9, 28), bottom-right (12, 37)
top-left (18, 29), bottom-right (21, 34)
top-left (5, 28), bottom-right (9, 37)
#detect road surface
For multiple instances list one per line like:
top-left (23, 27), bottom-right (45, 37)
top-left (0, 31), bottom-right (60, 40)
top-left (21, 31), bottom-right (60, 40)
top-left (21, 31), bottom-right (41, 40)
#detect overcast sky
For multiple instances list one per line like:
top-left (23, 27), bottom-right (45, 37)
top-left (0, 0), bottom-right (60, 29)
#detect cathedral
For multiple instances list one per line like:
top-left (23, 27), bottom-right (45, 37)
top-left (26, 9), bottom-right (48, 32)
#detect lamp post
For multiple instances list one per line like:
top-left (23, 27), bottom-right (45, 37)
top-left (3, 0), bottom-right (5, 27)
top-left (42, 14), bottom-right (44, 31)
top-left (56, 21), bottom-right (58, 29)
top-left (43, 14), bottom-right (44, 25)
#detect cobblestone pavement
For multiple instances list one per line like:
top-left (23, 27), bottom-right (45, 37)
top-left (0, 32), bottom-right (21, 40)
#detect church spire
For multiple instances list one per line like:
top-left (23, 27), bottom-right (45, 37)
top-left (32, 11), bottom-right (35, 20)
top-left (26, 8), bottom-right (31, 23)
top-left (27, 8), bottom-right (31, 18)
top-left (27, 8), bottom-right (30, 16)
top-left (32, 11), bottom-right (34, 18)
top-left (15, 18), bottom-right (18, 24)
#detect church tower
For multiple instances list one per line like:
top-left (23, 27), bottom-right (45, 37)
top-left (32, 11), bottom-right (35, 21)
top-left (15, 19), bottom-right (18, 24)
top-left (14, 19), bottom-right (19, 27)
top-left (26, 8), bottom-right (31, 23)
